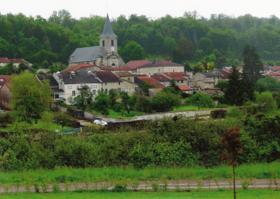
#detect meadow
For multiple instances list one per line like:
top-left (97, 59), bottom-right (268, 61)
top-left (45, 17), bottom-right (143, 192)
top-left (1, 189), bottom-right (280, 199)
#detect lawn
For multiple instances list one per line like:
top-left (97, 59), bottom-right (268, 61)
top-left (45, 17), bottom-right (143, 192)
top-left (1, 189), bottom-right (279, 199)
top-left (91, 109), bottom-right (146, 119)
top-left (1, 119), bottom-right (72, 132)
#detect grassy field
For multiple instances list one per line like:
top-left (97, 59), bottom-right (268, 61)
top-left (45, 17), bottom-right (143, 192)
top-left (0, 162), bottom-right (279, 185)
top-left (1, 189), bottom-right (280, 199)
top-left (0, 119), bottom-right (72, 132)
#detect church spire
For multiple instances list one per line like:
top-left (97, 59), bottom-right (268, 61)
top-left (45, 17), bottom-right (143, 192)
top-left (99, 14), bottom-right (117, 38)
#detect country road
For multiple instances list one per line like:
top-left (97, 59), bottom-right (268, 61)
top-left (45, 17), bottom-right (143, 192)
top-left (0, 179), bottom-right (279, 193)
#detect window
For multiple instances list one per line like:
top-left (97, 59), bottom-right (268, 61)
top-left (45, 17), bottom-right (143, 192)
top-left (177, 80), bottom-right (179, 83)
top-left (111, 40), bottom-right (114, 46)
top-left (91, 84), bottom-right (97, 88)
top-left (131, 87), bottom-right (134, 93)
top-left (105, 82), bottom-right (107, 86)
top-left (118, 82), bottom-right (121, 85)
top-left (54, 94), bottom-right (59, 99)
top-left (77, 85), bottom-right (79, 89)
top-left (105, 89), bottom-right (108, 94)
top-left (128, 77), bottom-right (130, 80)
top-left (117, 88), bottom-right (121, 93)
top-left (68, 85), bottom-right (72, 89)
top-left (102, 40), bottom-right (105, 46)
top-left (112, 63), bottom-right (115, 66)
top-left (125, 88), bottom-right (128, 92)
top-left (92, 90), bottom-right (96, 95)
top-left (72, 91), bottom-right (75, 96)
top-left (181, 80), bottom-right (183, 83)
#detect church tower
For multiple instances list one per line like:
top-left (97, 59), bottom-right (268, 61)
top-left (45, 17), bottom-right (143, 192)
top-left (99, 14), bottom-right (118, 54)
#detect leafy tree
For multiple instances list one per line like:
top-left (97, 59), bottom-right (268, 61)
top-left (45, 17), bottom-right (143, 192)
top-left (10, 73), bottom-right (52, 122)
top-left (256, 76), bottom-right (280, 92)
top-left (225, 66), bottom-right (243, 106)
top-left (256, 92), bottom-right (277, 113)
top-left (134, 95), bottom-right (152, 113)
top-left (52, 111), bottom-right (73, 131)
top-left (199, 37), bottom-right (213, 54)
top-left (185, 93), bottom-right (215, 110)
top-left (109, 89), bottom-right (118, 107)
top-left (120, 41), bottom-right (145, 62)
top-left (120, 91), bottom-right (133, 114)
top-left (41, 111), bottom-right (53, 130)
top-left (18, 63), bottom-right (28, 73)
top-left (220, 127), bottom-right (243, 199)
top-left (163, 36), bottom-right (177, 56)
top-left (152, 91), bottom-right (181, 112)
top-left (167, 78), bottom-right (180, 94)
top-left (69, 85), bottom-right (93, 110)
top-left (215, 80), bottom-right (229, 92)
top-left (93, 91), bottom-right (110, 115)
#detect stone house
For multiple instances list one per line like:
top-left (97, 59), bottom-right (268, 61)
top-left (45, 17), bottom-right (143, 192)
top-left (135, 75), bottom-right (166, 89)
top-left (0, 57), bottom-right (30, 67)
top-left (193, 73), bottom-right (223, 90)
top-left (114, 71), bottom-right (135, 83)
top-left (150, 74), bottom-right (171, 87)
top-left (161, 72), bottom-right (190, 86)
top-left (178, 85), bottom-right (193, 94)
top-left (69, 15), bottom-right (124, 68)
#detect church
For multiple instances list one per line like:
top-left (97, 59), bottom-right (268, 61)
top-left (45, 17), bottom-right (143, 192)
top-left (68, 15), bottom-right (125, 68)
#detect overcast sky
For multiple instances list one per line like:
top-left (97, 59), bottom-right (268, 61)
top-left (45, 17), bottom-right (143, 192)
top-left (1, 0), bottom-right (279, 20)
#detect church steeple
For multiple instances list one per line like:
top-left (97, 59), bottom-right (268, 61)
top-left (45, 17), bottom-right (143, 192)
top-left (99, 14), bottom-right (117, 38)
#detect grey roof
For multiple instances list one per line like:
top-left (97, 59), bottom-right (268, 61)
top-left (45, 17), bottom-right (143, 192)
top-left (69, 46), bottom-right (106, 63)
top-left (37, 75), bottom-right (58, 87)
top-left (61, 72), bottom-right (101, 84)
top-left (199, 73), bottom-right (223, 77)
top-left (99, 14), bottom-right (117, 38)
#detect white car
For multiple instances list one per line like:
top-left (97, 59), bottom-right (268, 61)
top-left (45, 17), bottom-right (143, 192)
top-left (93, 120), bottom-right (108, 126)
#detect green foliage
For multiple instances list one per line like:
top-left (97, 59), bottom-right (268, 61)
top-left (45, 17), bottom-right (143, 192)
top-left (256, 92), bottom-right (277, 113)
top-left (93, 91), bottom-right (110, 115)
top-left (10, 73), bottom-right (52, 122)
top-left (69, 85), bottom-right (93, 110)
top-left (225, 66), bottom-right (243, 106)
top-left (41, 112), bottom-right (53, 130)
top-left (134, 95), bottom-right (152, 113)
top-left (108, 89), bottom-right (118, 107)
top-left (256, 76), bottom-right (280, 92)
top-left (151, 91), bottom-right (181, 112)
top-left (185, 93), bottom-right (215, 110)
top-left (215, 80), bottom-right (228, 92)
top-left (226, 107), bottom-right (243, 119)
top-left (120, 41), bottom-right (145, 62)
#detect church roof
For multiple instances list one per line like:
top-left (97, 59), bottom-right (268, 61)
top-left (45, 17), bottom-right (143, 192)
top-left (69, 46), bottom-right (106, 63)
top-left (99, 14), bottom-right (117, 38)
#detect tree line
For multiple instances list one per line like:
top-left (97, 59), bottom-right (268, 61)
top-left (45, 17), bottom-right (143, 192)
top-left (1, 11), bottom-right (280, 68)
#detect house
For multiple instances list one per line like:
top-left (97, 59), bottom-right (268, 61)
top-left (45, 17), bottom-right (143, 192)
top-left (178, 85), bottom-right (193, 94)
top-left (37, 75), bottom-right (64, 100)
top-left (193, 73), bottom-right (223, 90)
top-left (52, 71), bottom-right (102, 104)
top-left (125, 60), bottom-right (150, 70)
top-left (266, 72), bottom-right (280, 81)
top-left (69, 15), bottom-right (125, 68)
top-left (148, 88), bottom-right (163, 98)
top-left (0, 75), bottom-right (12, 110)
top-left (134, 60), bottom-right (184, 75)
top-left (161, 72), bottom-right (191, 86)
top-left (150, 74), bottom-right (171, 87)
top-left (114, 71), bottom-right (135, 83)
top-left (95, 71), bottom-right (138, 95)
top-left (0, 57), bottom-right (30, 68)
top-left (213, 69), bottom-right (232, 80)
top-left (135, 75), bottom-right (166, 89)
top-left (61, 63), bottom-right (101, 73)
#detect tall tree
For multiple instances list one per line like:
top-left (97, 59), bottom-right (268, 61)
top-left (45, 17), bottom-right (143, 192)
top-left (225, 66), bottom-right (243, 106)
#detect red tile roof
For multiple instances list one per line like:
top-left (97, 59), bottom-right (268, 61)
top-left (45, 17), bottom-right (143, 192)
top-left (271, 66), bottom-right (280, 71)
top-left (63, 63), bottom-right (93, 73)
top-left (136, 75), bottom-right (166, 88)
top-left (101, 67), bottom-right (131, 71)
top-left (0, 75), bottom-right (12, 87)
top-left (236, 66), bottom-right (243, 70)
top-left (178, 85), bottom-right (192, 91)
top-left (125, 60), bottom-right (150, 69)
top-left (162, 72), bottom-right (188, 80)
top-left (0, 57), bottom-right (10, 63)
top-left (9, 59), bottom-right (27, 63)
top-left (266, 72), bottom-right (280, 76)
top-left (150, 74), bottom-right (170, 82)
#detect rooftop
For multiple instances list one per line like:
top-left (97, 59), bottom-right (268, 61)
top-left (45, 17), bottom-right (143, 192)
top-left (125, 60), bottom-right (150, 69)
top-left (198, 73), bottom-right (223, 78)
top-left (138, 60), bottom-right (183, 68)
top-left (37, 75), bottom-right (59, 87)
top-left (150, 74), bottom-right (170, 81)
top-left (62, 63), bottom-right (94, 73)
top-left (0, 57), bottom-right (10, 63)
top-left (162, 72), bottom-right (188, 80)
top-left (0, 75), bottom-right (12, 87)
top-left (99, 14), bottom-right (117, 38)
top-left (70, 46), bottom-right (106, 63)
top-left (61, 72), bottom-right (101, 84)
top-left (114, 71), bottom-right (133, 77)
top-left (95, 71), bottom-right (120, 82)
top-left (178, 85), bottom-right (193, 91)
top-left (266, 72), bottom-right (280, 76)
top-left (136, 75), bottom-right (166, 88)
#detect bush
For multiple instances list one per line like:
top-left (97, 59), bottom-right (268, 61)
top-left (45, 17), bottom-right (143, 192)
top-left (112, 103), bottom-right (122, 112)
top-left (226, 107), bottom-right (243, 118)
top-left (185, 93), bottom-right (215, 110)
top-left (112, 182), bottom-right (128, 192)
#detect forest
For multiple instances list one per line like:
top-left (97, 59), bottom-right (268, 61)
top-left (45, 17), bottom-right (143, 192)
top-left (1, 10), bottom-right (280, 68)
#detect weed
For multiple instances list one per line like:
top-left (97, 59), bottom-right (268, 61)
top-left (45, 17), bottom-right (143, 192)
top-left (196, 180), bottom-right (204, 191)
top-left (33, 181), bottom-right (40, 193)
top-left (151, 182), bottom-right (159, 192)
top-left (129, 180), bottom-right (140, 192)
top-left (112, 181), bottom-right (128, 192)
top-left (52, 182), bottom-right (60, 193)
top-left (160, 174), bottom-right (168, 191)
top-left (24, 181), bottom-right (31, 193)
top-left (213, 179), bottom-right (220, 189)
top-left (241, 180), bottom-right (251, 190)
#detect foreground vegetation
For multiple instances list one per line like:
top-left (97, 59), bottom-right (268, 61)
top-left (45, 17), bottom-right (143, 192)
top-left (1, 189), bottom-right (280, 199)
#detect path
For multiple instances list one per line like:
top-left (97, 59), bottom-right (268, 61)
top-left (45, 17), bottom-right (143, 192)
top-left (0, 179), bottom-right (279, 193)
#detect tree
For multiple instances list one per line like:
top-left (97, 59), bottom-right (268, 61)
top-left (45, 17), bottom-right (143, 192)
top-left (225, 66), bottom-right (243, 106)
top-left (185, 93), bottom-right (215, 110)
top-left (152, 91), bottom-right (181, 112)
top-left (242, 45), bottom-right (263, 84)
top-left (167, 78), bottom-right (181, 94)
top-left (256, 92), bottom-right (277, 113)
top-left (215, 80), bottom-right (229, 92)
top-left (10, 73), bottom-right (52, 122)
top-left (109, 89), bottom-right (118, 107)
top-left (134, 95), bottom-right (152, 113)
top-left (120, 41), bottom-right (145, 62)
top-left (199, 37), bottom-right (213, 55)
top-left (93, 91), bottom-right (110, 115)
top-left (220, 127), bottom-right (243, 199)
top-left (69, 85), bottom-right (93, 110)
top-left (120, 91), bottom-right (133, 114)
top-left (256, 76), bottom-right (280, 92)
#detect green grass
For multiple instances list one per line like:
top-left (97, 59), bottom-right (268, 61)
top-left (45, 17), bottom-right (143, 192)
top-left (1, 189), bottom-right (280, 199)
top-left (0, 162), bottom-right (279, 185)
top-left (1, 119), bottom-right (72, 132)
top-left (91, 109), bottom-right (146, 119)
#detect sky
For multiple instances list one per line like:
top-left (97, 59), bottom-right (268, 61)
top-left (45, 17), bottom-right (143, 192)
top-left (1, 0), bottom-right (279, 20)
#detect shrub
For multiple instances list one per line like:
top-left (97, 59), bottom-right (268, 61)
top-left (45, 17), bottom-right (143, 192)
top-left (185, 93), bottom-right (215, 110)
top-left (226, 107), bottom-right (243, 118)
top-left (151, 182), bottom-right (159, 192)
top-left (241, 180), bottom-right (250, 190)
top-left (112, 182), bottom-right (128, 192)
